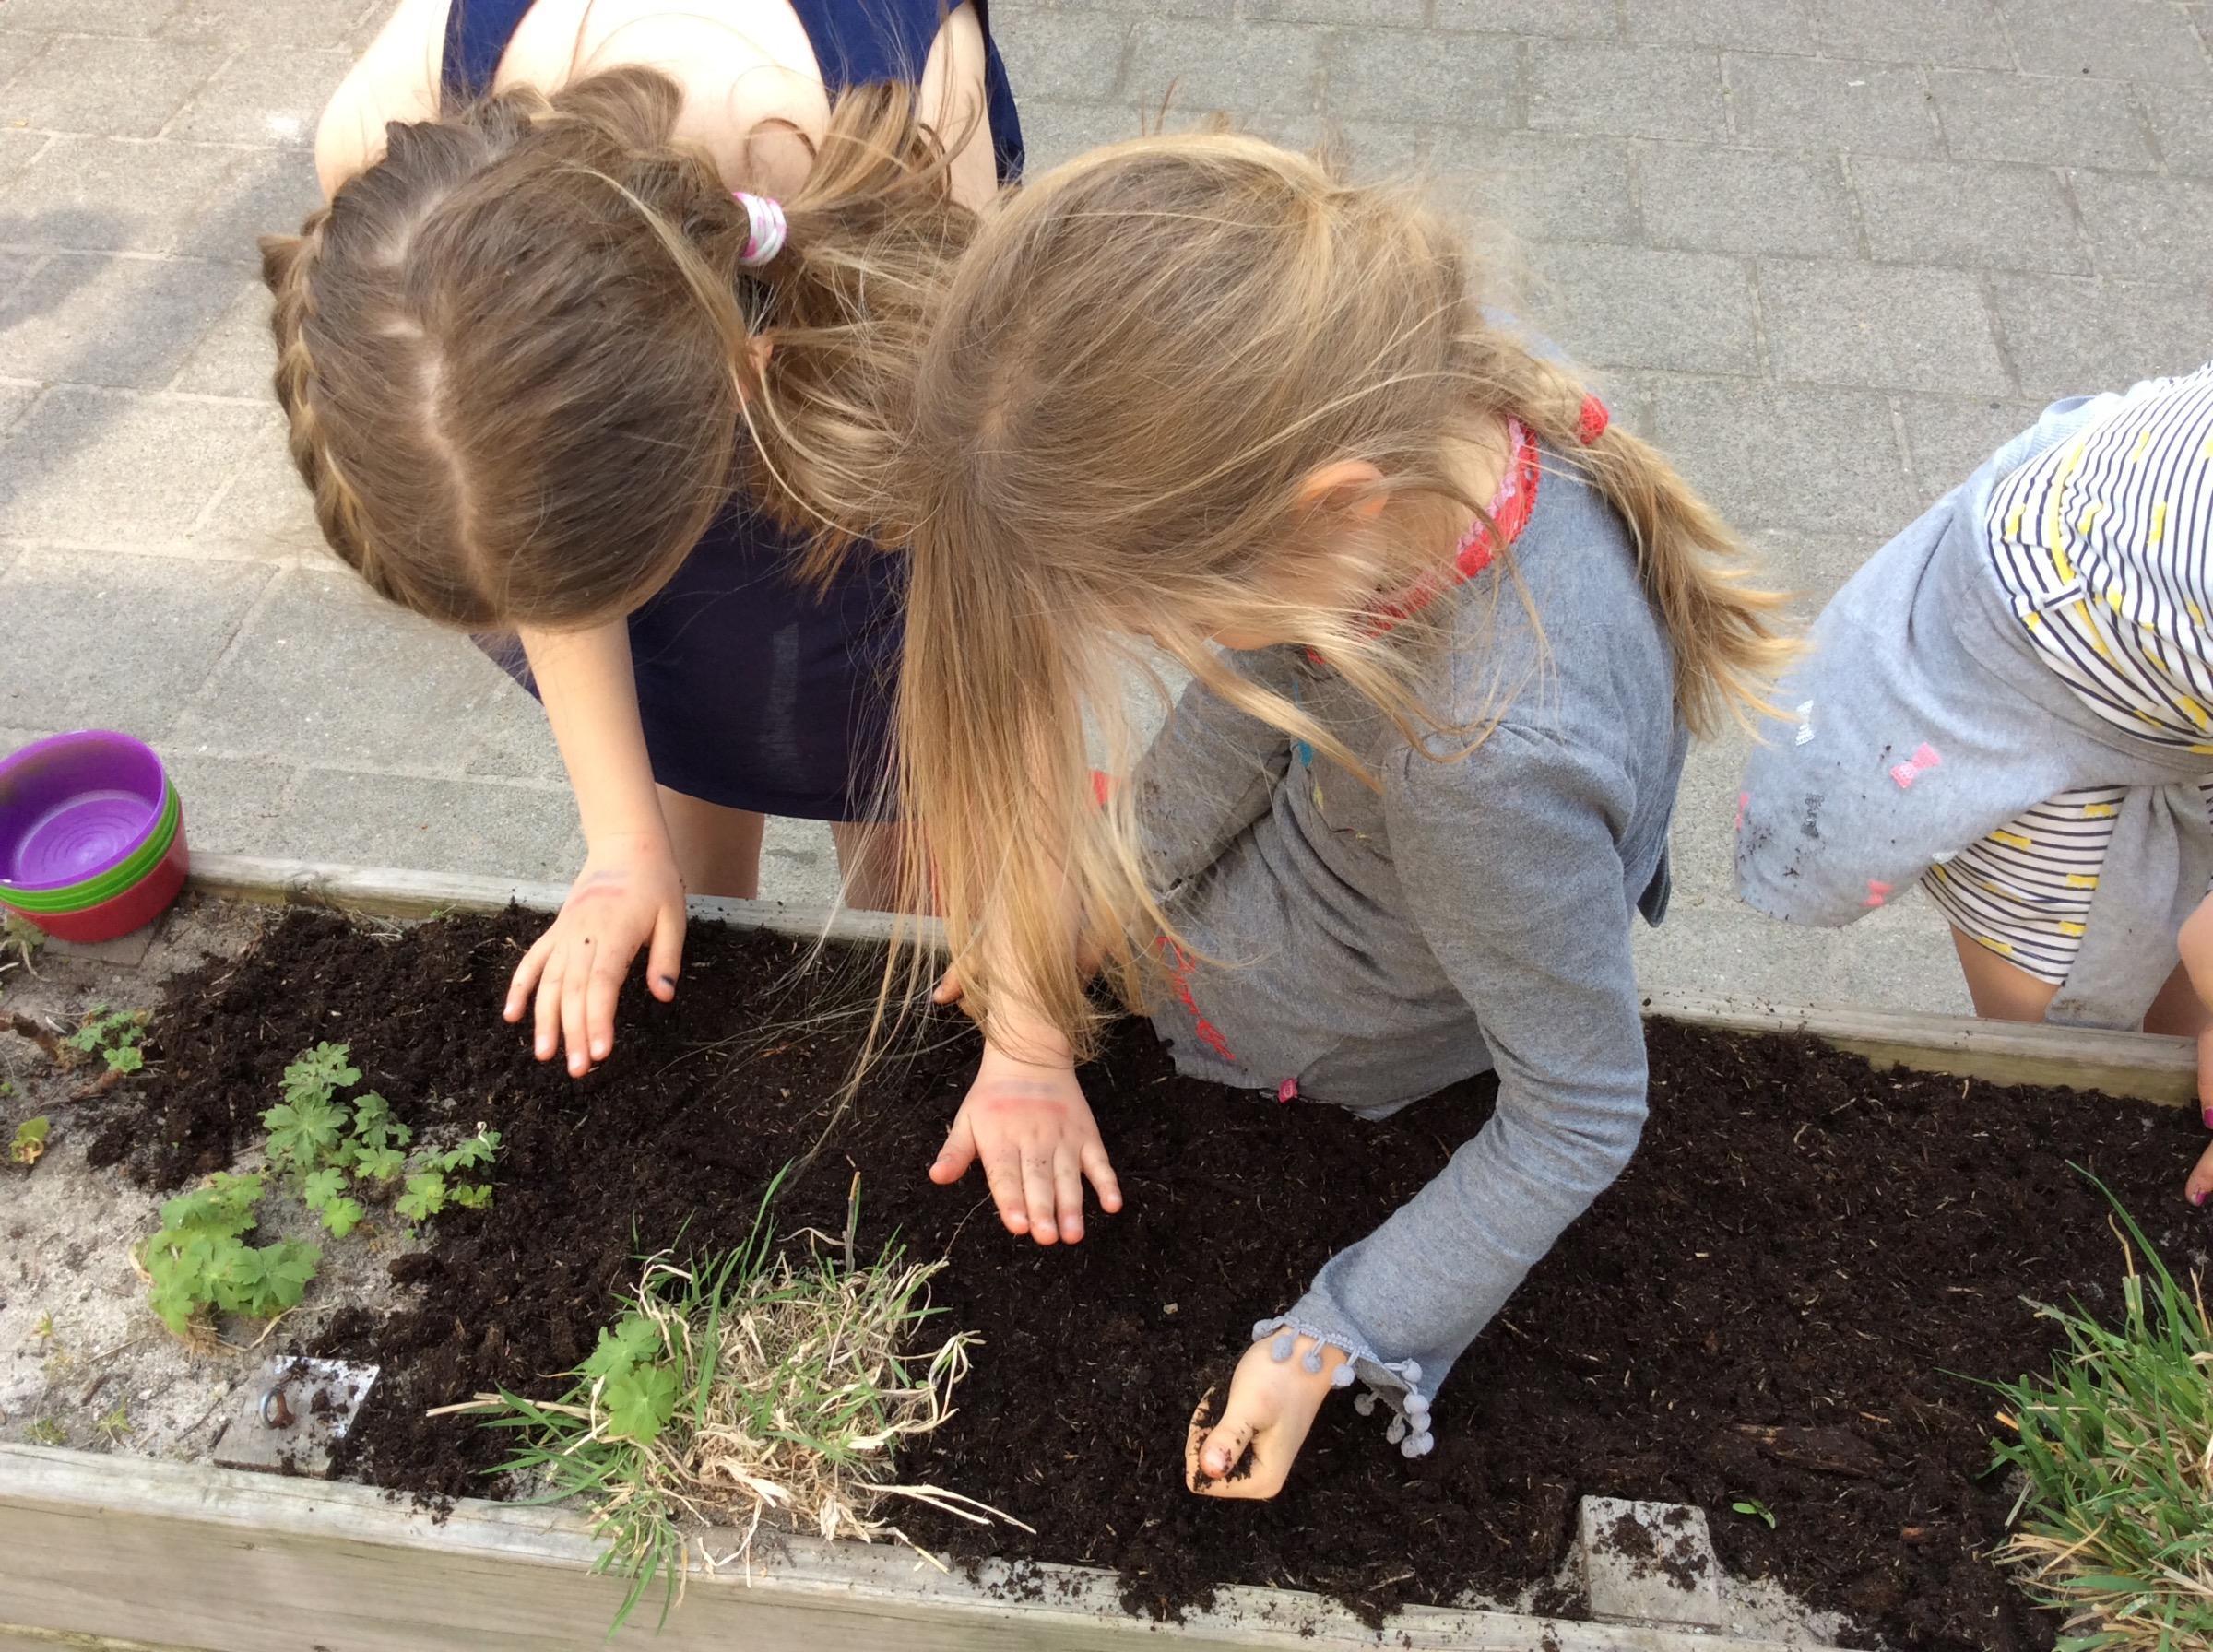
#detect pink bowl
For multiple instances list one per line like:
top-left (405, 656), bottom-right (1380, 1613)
top-left (8, 816), bottom-right (190, 943)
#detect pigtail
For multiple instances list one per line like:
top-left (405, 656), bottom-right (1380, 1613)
top-left (1498, 348), bottom-right (1795, 738)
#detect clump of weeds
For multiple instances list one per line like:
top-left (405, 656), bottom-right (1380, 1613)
top-left (447, 1170), bottom-right (1020, 1632)
top-left (136, 1041), bottom-right (496, 1341)
top-left (1988, 1173), bottom-right (2213, 1648)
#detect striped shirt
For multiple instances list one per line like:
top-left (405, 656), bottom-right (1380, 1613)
top-left (1983, 360), bottom-right (2213, 749)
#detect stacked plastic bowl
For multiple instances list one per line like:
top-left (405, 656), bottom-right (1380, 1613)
top-left (0, 732), bottom-right (191, 943)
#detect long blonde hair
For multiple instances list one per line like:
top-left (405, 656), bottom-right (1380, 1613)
top-left (263, 66), bottom-right (969, 630)
top-left (882, 133), bottom-right (1793, 1060)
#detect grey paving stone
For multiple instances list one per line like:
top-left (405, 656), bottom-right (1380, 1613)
top-left (464, 682), bottom-right (567, 785)
top-left (177, 567), bottom-right (549, 771)
top-left (1528, 41), bottom-right (1726, 142)
top-left (1896, 393), bottom-right (2046, 490)
top-left (2145, 83), bottom-right (2213, 175)
top-left (1431, 130), bottom-right (1638, 244)
top-left (1130, 19), bottom-right (1321, 116)
top-left (0, 30), bottom-right (53, 88)
top-left (2072, 171), bottom-right (2213, 284)
top-left (1249, 0), bottom-right (1421, 27)
top-left (0, 130), bottom-right (53, 191)
top-left (253, 769), bottom-right (578, 882)
top-left (0, 0), bottom-right (180, 33)
top-left (172, 147), bottom-right (322, 264)
top-left (1998, 0), bottom-right (2212, 87)
top-left (1929, 69), bottom-right (2155, 168)
top-left (1632, 886), bottom-right (1970, 1015)
top-left (1640, 145), bottom-right (1859, 256)
top-left (1435, 0), bottom-right (1617, 36)
top-left (1528, 243), bottom-right (1757, 374)
top-left (1322, 30), bottom-right (1521, 124)
top-left (0, 136), bottom-right (241, 255)
top-left (762, 816), bottom-right (843, 910)
top-left (0, 384), bottom-right (38, 434)
top-left (1723, 55), bottom-right (1939, 158)
top-left (195, 407), bottom-right (322, 560)
top-left (1851, 155), bottom-right (2087, 273)
top-left (0, 387), bottom-right (264, 542)
top-left (1011, 99), bottom-right (1152, 169)
top-left (161, 0), bottom-right (369, 51)
top-left (0, 542), bottom-right (21, 581)
top-left (1743, 525), bottom-right (1884, 611)
top-left (168, 47), bottom-right (352, 147)
top-left (0, 547), bottom-right (270, 736)
top-left (3, 34), bottom-right (222, 138)
top-left (1649, 378), bottom-right (1916, 534)
top-left (1802, 0), bottom-right (2014, 69)
top-left (1627, 0), bottom-right (1815, 51)
top-left (160, 748), bottom-right (302, 857)
top-left (168, 277), bottom-right (275, 397)
top-left (1758, 258), bottom-right (2008, 393)
top-left (0, 253), bottom-right (240, 389)
top-left (1987, 272), bottom-right (2213, 398)
top-left (991, 8), bottom-right (1134, 103)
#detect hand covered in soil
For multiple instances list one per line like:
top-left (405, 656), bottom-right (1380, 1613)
top-left (504, 833), bottom-right (685, 1079)
top-left (929, 1042), bottom-right (1121, 1245)
top-left (1184, 1332), bottom-right (1350, 1501)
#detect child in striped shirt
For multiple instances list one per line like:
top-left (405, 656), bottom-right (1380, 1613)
top-left (1736, 361), bottom-right (2213, 1205)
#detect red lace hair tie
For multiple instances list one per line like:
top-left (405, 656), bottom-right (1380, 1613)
top-left (1576, 393), bottom-right (1610, 446)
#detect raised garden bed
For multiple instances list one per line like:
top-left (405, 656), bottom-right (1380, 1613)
top-left (5, 856), bottom-right (2209, 1652)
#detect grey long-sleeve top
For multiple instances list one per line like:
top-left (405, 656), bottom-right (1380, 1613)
top-left (1133, 440), bottom-right (1686, 1443)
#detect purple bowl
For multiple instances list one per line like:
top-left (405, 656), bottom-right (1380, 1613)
top-left (0, 731), bottom-right (173, 893)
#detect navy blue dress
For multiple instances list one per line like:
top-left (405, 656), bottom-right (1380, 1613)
top-left (445, 0), bottom-right (1024, 820)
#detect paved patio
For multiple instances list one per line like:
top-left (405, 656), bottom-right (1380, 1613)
top-left (3, 0), bottom-right (2211, 1011)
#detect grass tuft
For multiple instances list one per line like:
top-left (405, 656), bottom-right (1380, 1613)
top-left (1989, 1173), bottom-right (2213, 1651)
top-left (444, 1168), bottom-right (1021, 1633)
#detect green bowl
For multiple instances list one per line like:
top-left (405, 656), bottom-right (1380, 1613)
top-left (0, 784), bottom-right (179, 913)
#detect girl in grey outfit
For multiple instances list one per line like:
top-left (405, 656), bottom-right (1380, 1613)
top-left (1737, 363), bottom-right (2213, 1206)
top-left (886, 134), bottom-right (1793, 1499)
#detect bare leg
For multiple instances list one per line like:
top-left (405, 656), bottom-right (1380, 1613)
top-left (2143, 959), bottom-right (2211, 1038)
top-left (657, 786), bottom-right (766, 901)
top-left (1947, 925), bottom-right (2061, 1022)
top-left (831, 820), bottom-right (906, 913)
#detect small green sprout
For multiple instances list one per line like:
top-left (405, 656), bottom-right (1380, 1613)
top-left (95, 1403), bottom-right (133, 1443)
top-left (27, 1418), bottom-right (66, 1447)
top-left (1730, 1498), bottom-right (1777, 1529)
top-left (32, 1311), bottom-right (54, 1342)
top-left (67, 1007), bottom-right (148, 1074)
top-left (9, 1115), bottom-right (50, 1166)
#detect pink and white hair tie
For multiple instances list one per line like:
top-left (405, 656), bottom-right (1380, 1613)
top-left (734, 192), bottom-right (787, 266)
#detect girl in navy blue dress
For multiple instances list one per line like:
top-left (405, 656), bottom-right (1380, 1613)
top-left (267, 0), bottom-right (1022, 1076)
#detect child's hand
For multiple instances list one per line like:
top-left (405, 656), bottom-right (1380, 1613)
top-left (1184, 1332), bottom-right (1348, 1500)
top-left (929, 1044), bottom-right (1121, 1244)
top-left (504, 833), bottom-right (686, 1079)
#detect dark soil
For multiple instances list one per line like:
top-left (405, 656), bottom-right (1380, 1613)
top-left (108, 907), bottom-right (2213, 1651)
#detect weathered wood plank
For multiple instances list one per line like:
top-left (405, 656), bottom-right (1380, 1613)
top-left (1643, 992), bottom-right (2199, 1107)
top-left (0, 1446), bottom-right (1840, 1652)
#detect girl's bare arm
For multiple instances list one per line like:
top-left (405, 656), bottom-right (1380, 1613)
top-left (503, 621), bottom-right (688, 1078)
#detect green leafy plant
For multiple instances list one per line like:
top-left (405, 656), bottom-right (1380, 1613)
top-left (9, 1115), bottom-right (50, 1166)
top-left (1730, 1497), bottom-right (1777, 1529)
top-left (302, 1166), bottom-right (365, 1240)
top-left (263, 1044), bottom-right (359, 1177)
top-left (27, 1418), bottom-right (65, 1447)
top-left (452, 1172), bottom-right (1012, 1633)
top-left (67, 1007), bottom-right (147, 1075)
top-left (95, 1403), bottom-right (133, 1444)
top-left (1988, 1174), bottom-right (2213, 1650)
top-left (139, 1172), bottom-right (320, 1339)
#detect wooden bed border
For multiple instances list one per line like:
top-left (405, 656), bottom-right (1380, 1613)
top-left (18, 850), bottom-right (2176, 1652)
